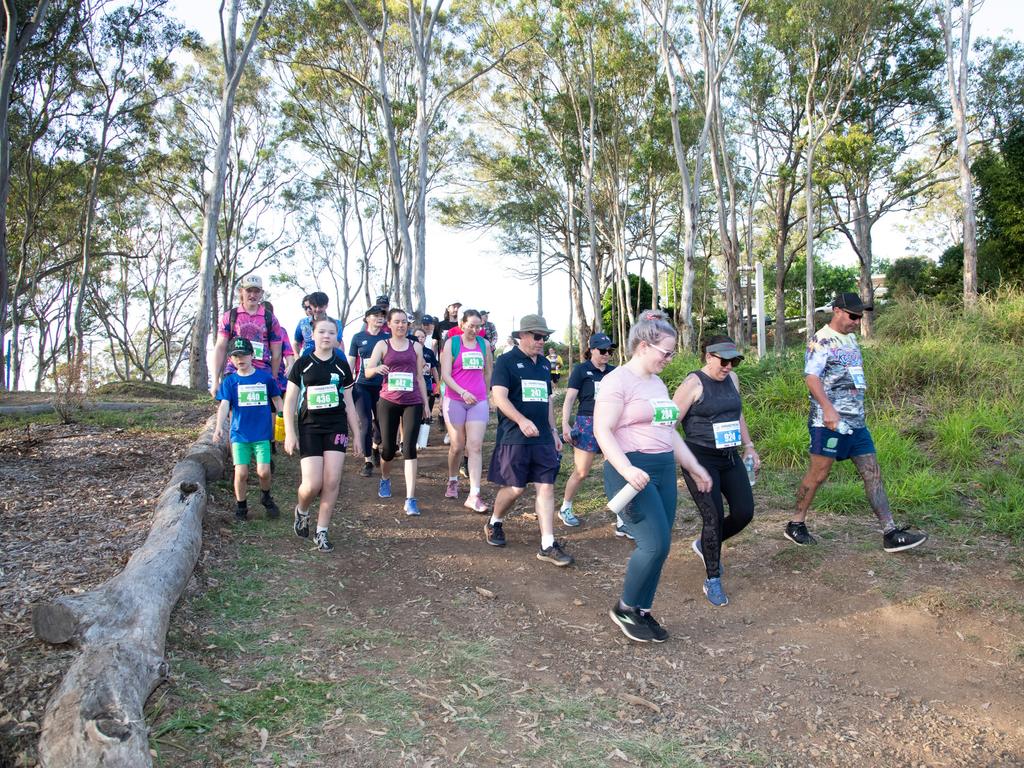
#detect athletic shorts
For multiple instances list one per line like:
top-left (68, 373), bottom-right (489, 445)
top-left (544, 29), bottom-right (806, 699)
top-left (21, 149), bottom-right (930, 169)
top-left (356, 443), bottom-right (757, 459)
top-left (442, 397), bottom-right (489, 426)
top-left (299, 430), bottom-right (348, 458)
top-left (488, 442), bottom-right (561, 488)
top-left (232, 440), bottom-right (272, 466)
top-left (809, 426), bottom-right (875, 461)
top-left (569, 414), bottom-right (600, 453)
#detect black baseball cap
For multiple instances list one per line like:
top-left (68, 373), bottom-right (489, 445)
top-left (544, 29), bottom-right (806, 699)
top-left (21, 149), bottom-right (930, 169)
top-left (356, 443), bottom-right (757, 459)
top-left (375, 294), bottom-right (390, 306)
top-left (421, 314), bottom-right (436, 324)
top-left (228, 337), bottom-right (254, 356)
top-left (832, 292), bottom-right (873, 313)
top-left (588, 332), bottom-right (616, 350)
top-left (364, 305), bottom-right (386, 319)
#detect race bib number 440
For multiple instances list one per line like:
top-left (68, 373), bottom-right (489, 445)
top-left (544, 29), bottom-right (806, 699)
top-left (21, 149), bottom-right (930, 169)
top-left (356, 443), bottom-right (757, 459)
top-left (388, 372), bottom-right (414, 391)
top-left (521, 379), bottom-right (549, 403)
top-left (237, 383), bottom-right (268, 407)
top-left (307, 384), bottom-right (339, 410)
top-left (650, 398), bottom-right (680, 426)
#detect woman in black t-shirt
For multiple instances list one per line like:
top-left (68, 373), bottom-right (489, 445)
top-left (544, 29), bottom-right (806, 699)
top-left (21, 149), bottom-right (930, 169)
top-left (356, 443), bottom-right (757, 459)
top-left (284, 318), bottom-right (362, 553)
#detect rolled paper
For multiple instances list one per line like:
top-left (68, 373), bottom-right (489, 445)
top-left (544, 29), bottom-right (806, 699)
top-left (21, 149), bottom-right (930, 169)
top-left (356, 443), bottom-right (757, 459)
top-left (606, 482), bottom-right (641, 514)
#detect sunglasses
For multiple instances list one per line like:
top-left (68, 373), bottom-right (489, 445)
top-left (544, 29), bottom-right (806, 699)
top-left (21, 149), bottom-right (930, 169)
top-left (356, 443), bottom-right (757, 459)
top-left (713, 355), bottom-right (742, 368)
top-left (302, 305), bottom-right (312, 312)
top-left (843, 309), bottom-right (863, 321)
top-left (595, 348), bottom-right (612, 354)
top-left (528, 333), bottom-right (550, 342)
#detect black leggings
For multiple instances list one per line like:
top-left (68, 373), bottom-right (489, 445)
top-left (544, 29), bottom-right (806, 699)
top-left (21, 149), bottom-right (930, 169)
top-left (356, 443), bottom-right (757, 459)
top-left (681, 442), bottom-right (755, 578)
top-left (376, 398), bottom-right (422, 461)
top-left (353, 384), bottom-right (382, 456)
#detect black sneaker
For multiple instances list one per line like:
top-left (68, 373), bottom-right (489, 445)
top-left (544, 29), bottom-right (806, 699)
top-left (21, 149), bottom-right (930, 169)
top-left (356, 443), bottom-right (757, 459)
top-left (235, 508), bottom-right (248, 521)
top-left (537, 541), bottom-right (574, 567)
top-left (639, 611), bottom-right (669, 643)
top-left (883, 526), bottom-right (928, 553)
top-left (293, 505), bottom-right (309, 538)
top-left (485, 521), bottom-right (506, 547)
top-left (784, 521), bottom-right (816, 546)
top-left (372, 447), bottom-right (381, 467)
top-left (359, 461), bottom-right (373, 478)
top-left (609, 604), bottom-right (654, 643)
top-left (314, 530), bottom-right (334, 552)
top-left (459, 456), bottom-right (469, 478)
top-left (263, 497), bottom-right (280, 519)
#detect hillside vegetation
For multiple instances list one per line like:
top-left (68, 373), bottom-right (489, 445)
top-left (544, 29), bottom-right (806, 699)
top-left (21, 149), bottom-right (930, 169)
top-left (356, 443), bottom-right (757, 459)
top-left (662, 290), bottom-right (1024, 541)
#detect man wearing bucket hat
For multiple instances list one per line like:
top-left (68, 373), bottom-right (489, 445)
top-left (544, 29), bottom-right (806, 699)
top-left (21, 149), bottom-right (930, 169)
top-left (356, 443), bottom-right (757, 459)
top-left (788, 292), bottom-right (928, 553)
top-left (485, 314), bottom-right (573, 567)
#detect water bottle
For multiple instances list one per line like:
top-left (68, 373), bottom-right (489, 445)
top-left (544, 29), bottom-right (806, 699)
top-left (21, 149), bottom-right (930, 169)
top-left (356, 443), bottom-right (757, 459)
top-left (743, 455), bottom-right (756, 486)
top-left (274, 413), bottom-right (285, 442)
top-left (837, 419), bottom-right (853, 435)
top-left (416, 421), bottom-right (430, 449)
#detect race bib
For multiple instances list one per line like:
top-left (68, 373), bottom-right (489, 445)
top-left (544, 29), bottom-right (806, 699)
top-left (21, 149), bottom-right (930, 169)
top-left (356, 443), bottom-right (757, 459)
top-left (251, 340), bottom-right (265, 360)
top-left (388, 371), bottom-right (414, 391)
top-left (307, 384), bottom-right (339, 410)
top-left (461, 351), bottom-right (485, 370)
top-left (237, 383), bottom-right (268, 407)
top-left (521, 379), bottom-right (549, 403)
top-left (650, 398), bottom-right (680, 426)
top-left (712, 420), bottom-right (743, 448)
top-left (848, 365), bottom-right (867, 390)
top-left (593, 380), bottom-right (602, 396)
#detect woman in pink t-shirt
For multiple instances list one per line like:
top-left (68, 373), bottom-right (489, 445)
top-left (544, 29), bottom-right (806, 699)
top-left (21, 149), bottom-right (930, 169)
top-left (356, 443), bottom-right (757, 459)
top-left (594, 310), bottom-right (711, 644)
top-left (440, 309), bottom-right (493, 512)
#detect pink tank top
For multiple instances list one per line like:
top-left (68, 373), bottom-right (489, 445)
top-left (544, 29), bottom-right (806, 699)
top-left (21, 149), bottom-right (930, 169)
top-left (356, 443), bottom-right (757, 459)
top-left (445, 336), bottom-right (488, 401)
top-left (380, 340), bottom-right (422, 405)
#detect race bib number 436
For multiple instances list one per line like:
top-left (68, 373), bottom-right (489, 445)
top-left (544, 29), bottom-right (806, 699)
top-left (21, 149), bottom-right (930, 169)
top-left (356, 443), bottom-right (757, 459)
top-left (237, 383), bottom-right (268, 407)
top-left (307, 384), bottom-right (339, 410)
top-left (521, 379), bottom-right (549, 403)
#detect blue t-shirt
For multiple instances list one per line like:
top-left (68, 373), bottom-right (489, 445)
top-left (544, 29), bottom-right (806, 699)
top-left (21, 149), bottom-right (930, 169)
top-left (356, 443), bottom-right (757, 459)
top-left (567, 360), bottom-right (615, 416)
top-left (348, 330), bottom-right (389, 386)
top-left (294, 316), bottom-right (346, 358)
top-left (492, 347), bottom-right (553, 446)
top-left (216, 368), bottom-right (281, 443)
top-left (422, 347), bottom-right (439, 391)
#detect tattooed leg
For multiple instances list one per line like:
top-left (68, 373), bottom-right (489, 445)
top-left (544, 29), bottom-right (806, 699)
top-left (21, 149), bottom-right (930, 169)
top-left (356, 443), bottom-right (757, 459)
top-left (851, 453), bottom-right (895, 530)
top-left (793, 455), bottom-right (834, 522)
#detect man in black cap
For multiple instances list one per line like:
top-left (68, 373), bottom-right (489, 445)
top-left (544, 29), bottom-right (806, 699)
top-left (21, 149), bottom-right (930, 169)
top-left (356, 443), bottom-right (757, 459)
top-left (485, 314), bottom-right (573, 566)
top-left (479, 310), bottom-right (498, 347)
top-left (788, 292), bottom-right (927, 553)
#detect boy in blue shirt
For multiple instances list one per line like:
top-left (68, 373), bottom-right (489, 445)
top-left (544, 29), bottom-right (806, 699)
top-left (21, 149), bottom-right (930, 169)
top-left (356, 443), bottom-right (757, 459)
top-left (214, 337), bottom-right (285, 520)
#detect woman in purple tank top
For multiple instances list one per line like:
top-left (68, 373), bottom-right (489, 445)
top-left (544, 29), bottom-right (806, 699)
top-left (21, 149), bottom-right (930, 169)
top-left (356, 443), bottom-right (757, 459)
top-left (440, 309), bottom-right (493, 512)
top-left (365, 309), bottom-right (430, 516)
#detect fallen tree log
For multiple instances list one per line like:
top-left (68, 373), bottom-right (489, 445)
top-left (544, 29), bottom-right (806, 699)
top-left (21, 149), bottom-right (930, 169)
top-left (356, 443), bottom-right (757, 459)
top-left (33, 413), bottom-right (226, 767)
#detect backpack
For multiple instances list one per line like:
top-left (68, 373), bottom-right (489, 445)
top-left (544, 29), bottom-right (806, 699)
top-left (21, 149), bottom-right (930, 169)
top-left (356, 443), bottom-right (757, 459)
top-left (228, 303), bottom-right (275, 349)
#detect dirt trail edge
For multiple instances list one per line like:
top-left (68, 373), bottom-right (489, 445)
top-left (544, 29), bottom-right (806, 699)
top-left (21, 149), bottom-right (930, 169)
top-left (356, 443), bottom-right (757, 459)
top-left (154, 431), bottom-right (1024, 768)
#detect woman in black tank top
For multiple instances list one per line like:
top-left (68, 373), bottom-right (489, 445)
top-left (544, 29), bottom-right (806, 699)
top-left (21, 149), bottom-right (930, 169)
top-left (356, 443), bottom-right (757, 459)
top-left (672, 335), bottom-right (759, 608)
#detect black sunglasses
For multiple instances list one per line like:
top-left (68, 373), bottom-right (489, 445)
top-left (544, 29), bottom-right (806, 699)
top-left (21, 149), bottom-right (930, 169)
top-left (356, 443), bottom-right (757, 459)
top-left (595, 348), bottom-right (612, 354)
top-left (843, 309), bottom-right (863, 321)
top-left (529, 333), bottom-right (550, 342)
top-left (302, 305), bottom-right (312, 312)
top-left (713, 355), bottom-right (742, 367)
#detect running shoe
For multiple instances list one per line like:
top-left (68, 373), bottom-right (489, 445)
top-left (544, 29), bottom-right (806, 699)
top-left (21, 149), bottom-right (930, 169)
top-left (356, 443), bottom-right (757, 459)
top-left (703, 577), bottom-right (729, 607)
top-left (459, 456), bottom-right (469, 478)
top-left (639, 611), bottom-right (669, 643)
top-left (558, 503), bottom-right (581, 527)
top-left (235, 508), bottom-right (248, 521)
top-left (314, 530), bottom-right (334, 553)
top-left (784, 521), bottom-right (817, 546)
top-left (445, 478), bottom-right (459, 498)
top-left (485, 520), bottom-right (506, 547)
top-left (372, 447), bottom-right (381, 467)
top-left (609, 604), bottom-right (654, 643)
top-left (464, 494), bottom-right (488, 513)
top-left (404, 498), bottom-right (421, 516)
top-left (293, 505), bottom-right (309, 538)
top-left (378, 478), bottom-right (392, 498)
top-left (883, 526), bottom-right (928, 553)
top-left (615, 523), bottom-right (635, 540)
top-left (691, 537), bottom-right (705, 566)
top-left (443, 433), bottom-right (451, 445)
top-left (262, 497), bottom-right (281, 519)
top-left (537, 541), bottom-right (574, 567)
top-left (359, 461), bottom-right (373, 478)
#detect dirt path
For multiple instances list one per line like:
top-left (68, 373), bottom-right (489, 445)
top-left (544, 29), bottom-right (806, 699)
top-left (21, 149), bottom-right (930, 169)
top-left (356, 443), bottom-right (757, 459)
top-left (151, 428), bottom-right (1024, 768)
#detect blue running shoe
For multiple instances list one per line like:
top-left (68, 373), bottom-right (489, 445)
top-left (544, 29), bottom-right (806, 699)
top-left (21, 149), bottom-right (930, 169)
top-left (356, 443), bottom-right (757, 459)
top-left (703, 577), bottom-right (729, 607)
top-left (404, 498), bottom-right (420, 516)
top-left (691, 538), bottom-right (705, 566)
top-left (378, 478), bottom-right (392, 498)
top-left (558, 503), bottom-right (580, 527)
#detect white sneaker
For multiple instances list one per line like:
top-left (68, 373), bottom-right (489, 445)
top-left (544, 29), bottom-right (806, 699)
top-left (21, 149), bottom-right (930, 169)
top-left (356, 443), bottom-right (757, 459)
top-left (443, 434), bottom-right (451, 445)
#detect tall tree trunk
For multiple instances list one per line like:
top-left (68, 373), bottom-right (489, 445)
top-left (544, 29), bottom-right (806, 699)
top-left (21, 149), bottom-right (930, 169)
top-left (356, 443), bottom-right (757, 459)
top-left (188, 0), bottom-right (272, 390)
top-left (73, 116), bottom-right (110, 368)
top-left (854, 190), bottom-right (875, 338)
top-left (536, 217), bottom-right (543, 315)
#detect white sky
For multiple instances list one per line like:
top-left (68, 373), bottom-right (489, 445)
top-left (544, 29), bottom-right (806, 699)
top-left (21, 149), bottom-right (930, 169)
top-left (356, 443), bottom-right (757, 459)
top-left (168, 0), bottom-right (1022, 349)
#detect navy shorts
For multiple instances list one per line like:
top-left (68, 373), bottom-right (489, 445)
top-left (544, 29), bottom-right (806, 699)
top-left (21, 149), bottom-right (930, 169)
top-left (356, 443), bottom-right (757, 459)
top-left (299, 429), bottom-right (349, 458)
top-left (488, 442), bottom-right (561, 487)
top-left (809, 426), bottom-right (875, 461)
top-left (570, 414), bottom-right (600, 453)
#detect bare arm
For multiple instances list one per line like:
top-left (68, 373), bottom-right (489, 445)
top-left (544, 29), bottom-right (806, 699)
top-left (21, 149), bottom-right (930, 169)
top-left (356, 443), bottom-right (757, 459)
top-left (672, 431), bottom-right (713, 492)
top-left (671, 373), bottom-right (703, 422)
top-left (805, 374), bottom-right (839, 430)
top-left (731, 371), bottom-right (760, 470)
top-left (364, 341), bottom-right (389, 378)
top-left (561, 388), bottom-right (579, 443)
top-left (212, 399), bottom-right (230, 442)
top-left (269, 341), bottom-right (282, 382)
top-left (283, 385), bottom-right (299, 455)
top-left (414, 344), bottom-right (430, 417)
top-left (209, 335), bottom-right (229, 397)
top-left (343, 387), bottom-right (363, 458)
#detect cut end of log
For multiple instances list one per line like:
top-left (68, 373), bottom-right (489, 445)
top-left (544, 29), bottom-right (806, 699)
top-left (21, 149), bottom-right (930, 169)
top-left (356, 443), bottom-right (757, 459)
top-left (33, 602), bottom-right (81, 645)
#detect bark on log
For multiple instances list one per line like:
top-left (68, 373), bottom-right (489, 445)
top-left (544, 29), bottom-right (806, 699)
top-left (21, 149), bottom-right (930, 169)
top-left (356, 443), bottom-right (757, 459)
top-left (33, 413), bottom-right (227, 767)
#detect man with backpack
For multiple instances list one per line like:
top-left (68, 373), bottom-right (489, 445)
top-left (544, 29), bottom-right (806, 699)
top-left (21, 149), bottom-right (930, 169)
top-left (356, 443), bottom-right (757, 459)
top-left (209, 275), bottom-right (285, 398)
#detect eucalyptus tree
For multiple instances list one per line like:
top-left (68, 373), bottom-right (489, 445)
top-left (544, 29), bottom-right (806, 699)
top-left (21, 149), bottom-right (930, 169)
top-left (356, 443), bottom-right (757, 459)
top-left (817, 0), bottom-right (946, 337)
top-left (189, 0), bottom-right (273, 391)
top-left (936, 0), bottom-right (977, 308)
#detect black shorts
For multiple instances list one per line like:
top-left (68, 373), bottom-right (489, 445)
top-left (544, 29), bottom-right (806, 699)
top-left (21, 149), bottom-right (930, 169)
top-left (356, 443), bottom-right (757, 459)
top-left (299, 429), bottom-right (349, 458)
top-left (488, 442), bottom-right (561, 487)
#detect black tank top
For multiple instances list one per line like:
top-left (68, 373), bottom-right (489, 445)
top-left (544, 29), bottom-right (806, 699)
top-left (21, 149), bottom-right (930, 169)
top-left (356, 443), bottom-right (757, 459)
top-left (680, 370), bottom-right (743, 450)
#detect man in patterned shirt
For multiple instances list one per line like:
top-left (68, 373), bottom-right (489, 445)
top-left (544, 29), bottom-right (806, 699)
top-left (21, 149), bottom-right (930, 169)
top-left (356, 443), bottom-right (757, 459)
top-left (786, 293), bottom-right (928, 553)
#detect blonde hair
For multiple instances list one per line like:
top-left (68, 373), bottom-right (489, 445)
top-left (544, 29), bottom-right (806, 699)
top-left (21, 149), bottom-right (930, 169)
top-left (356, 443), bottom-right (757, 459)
top-left (627, 310), bottom-right (676, 355)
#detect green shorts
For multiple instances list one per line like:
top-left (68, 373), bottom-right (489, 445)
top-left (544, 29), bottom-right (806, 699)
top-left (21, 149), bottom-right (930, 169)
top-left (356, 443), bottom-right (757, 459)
top-left (232, 440), bottom-right (272, 466)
